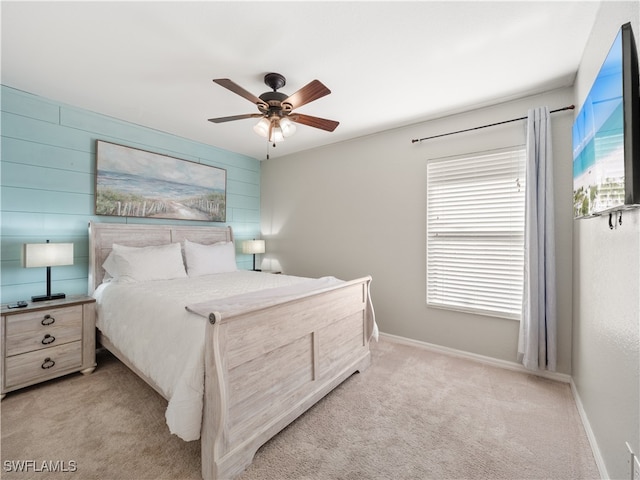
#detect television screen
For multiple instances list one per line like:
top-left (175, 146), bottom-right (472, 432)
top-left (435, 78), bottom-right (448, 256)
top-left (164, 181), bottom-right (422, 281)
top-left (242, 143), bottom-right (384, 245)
top-left (573, 23), bottom-right (639, 218)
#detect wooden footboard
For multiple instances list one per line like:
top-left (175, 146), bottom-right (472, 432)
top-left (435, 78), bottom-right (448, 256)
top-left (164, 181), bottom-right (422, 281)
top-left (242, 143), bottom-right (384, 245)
top-left (201, 276), bottom-right (374, 480)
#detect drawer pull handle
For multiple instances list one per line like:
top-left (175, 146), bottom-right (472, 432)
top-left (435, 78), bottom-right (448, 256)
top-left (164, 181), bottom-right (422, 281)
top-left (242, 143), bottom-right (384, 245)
top-left (41, 315), bottom-right (55, 326)
top-left (41, 357), bottom-right (55, 369)
top-left (41, 334), bottom-right (55, 345)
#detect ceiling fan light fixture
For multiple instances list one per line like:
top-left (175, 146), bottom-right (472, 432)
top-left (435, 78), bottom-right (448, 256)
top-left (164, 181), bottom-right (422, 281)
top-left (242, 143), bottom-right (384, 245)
top-left (269, 119), bottom-right (285, 143)
top-left (279, 117), bottom-right (297, 138)
top-left (253, 117), bottom-right (270, 138)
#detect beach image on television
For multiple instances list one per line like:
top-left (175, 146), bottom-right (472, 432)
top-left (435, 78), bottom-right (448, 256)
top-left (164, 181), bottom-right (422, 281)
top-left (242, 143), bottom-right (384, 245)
top-left (573, 30), bottom-right (625, 218)
top-left (95, 141), bottom-right (227, 222)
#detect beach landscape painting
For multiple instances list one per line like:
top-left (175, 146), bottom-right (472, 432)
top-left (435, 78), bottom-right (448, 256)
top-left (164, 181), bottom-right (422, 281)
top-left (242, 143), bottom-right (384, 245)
top-left (95, 141), bottom-right (226, 222)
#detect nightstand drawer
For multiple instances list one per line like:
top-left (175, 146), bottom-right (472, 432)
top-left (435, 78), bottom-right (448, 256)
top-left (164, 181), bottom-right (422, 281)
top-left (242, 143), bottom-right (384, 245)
top-left (5, 306), bottom-right (82, 356)
top-left (5, 341), bottom-right (82, 388)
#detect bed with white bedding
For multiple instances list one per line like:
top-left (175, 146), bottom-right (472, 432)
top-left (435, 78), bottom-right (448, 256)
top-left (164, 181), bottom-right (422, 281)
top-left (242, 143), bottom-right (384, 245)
top-left (88, 222), bottom-right (376, 480)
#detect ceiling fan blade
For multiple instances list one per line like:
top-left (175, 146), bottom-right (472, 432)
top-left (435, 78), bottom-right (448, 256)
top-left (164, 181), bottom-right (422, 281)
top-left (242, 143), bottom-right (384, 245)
top-left (282, 80), bottom-right (331, 110)
top-left (290, 113), bottom-right (339, 132)
top-left (208, 113), bottom-right (262, 123)
top-left (212, 78), bottom-right (268, 108)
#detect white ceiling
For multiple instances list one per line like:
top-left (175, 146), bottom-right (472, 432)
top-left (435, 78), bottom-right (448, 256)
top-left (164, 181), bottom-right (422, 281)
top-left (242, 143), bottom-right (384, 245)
top-left (1, 1), bottom-right (601, 160)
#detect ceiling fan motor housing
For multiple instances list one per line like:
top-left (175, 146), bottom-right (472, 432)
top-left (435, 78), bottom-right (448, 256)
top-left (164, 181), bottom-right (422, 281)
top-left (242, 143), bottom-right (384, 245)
top-left (258, 91), bottom-right (290, 115)
top-left (259, 73), bottom-right (290, 115)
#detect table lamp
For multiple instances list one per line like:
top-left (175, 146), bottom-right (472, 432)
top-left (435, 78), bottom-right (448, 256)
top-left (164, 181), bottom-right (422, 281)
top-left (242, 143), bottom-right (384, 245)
top-left (242, 239), bottom-right (265, 271)
top-left (22, 240), bottom-right (74, 302)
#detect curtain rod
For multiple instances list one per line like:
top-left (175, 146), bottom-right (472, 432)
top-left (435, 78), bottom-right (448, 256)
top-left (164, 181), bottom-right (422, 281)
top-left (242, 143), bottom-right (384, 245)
top-left (411, 105), bottom-right (575, 143)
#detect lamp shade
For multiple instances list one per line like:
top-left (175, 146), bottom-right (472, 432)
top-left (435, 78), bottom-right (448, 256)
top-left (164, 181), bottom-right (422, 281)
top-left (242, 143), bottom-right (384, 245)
top-left (253, 117), bottom-right (270, 138)
top-left (279, 117), bottom-right (297, 137)
top-left (242, 240), bottom-right (265, 255)
top-left (254, 116), bottom-right (295, 144)
top-left (269, 126), bottom-right (284, 144)
top-left (23, 242), bottom-right (74, 268)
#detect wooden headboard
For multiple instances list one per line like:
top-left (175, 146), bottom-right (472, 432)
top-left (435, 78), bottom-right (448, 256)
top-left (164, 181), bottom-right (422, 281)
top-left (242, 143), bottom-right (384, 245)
top-left (88, 222), bottom-right (234, 294)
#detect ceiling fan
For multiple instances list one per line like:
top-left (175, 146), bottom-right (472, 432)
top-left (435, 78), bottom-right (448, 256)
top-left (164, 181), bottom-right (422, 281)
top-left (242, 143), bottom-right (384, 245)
top-left (208, 73), bottom-right (339, 145)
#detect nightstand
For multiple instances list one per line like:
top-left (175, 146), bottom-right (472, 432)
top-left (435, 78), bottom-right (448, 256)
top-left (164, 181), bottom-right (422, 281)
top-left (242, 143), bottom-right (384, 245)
top-left (1, 295), bottom-right (96, 400)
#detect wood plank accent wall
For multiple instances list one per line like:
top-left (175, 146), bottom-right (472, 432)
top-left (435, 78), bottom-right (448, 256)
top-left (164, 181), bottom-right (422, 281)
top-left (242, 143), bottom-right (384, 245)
top-left (0, 85), bottom-right (262, 303)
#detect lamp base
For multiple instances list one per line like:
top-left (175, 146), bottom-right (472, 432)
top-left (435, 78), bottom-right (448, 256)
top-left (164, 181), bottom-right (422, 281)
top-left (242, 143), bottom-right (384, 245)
top-left (31, 293), bottom-right (66, 302)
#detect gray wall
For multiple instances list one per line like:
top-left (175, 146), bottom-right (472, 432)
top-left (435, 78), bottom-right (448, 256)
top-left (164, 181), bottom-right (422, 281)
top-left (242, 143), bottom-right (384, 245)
top-left (261, 86), bottom-right (575, 374)
top-left (572, 2), bottom-right (640, 479)
top-left (262, 6), bottom-right (640, 475)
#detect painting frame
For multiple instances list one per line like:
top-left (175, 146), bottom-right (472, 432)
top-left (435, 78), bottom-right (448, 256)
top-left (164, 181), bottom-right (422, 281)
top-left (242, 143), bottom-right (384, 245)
top-left (95, 140), bottom-right (227, 222)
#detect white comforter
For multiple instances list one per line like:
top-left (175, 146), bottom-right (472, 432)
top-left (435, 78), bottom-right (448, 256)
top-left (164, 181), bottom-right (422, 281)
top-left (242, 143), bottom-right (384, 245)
top-left (93, 271), bottom-right (341, 441)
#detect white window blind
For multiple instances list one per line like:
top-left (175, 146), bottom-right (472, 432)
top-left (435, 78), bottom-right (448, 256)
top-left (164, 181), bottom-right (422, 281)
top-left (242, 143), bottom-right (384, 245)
top-left (426, 147), bottom-right (526, 320)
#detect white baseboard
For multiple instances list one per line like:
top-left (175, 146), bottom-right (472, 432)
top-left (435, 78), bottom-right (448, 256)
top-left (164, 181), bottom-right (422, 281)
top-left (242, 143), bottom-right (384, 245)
top-left (378, 331), bottom-right (605, 479)
top-left (379, 332), bottom-right (571, 383)
top-left (570, 378), bottom-right (609, 479)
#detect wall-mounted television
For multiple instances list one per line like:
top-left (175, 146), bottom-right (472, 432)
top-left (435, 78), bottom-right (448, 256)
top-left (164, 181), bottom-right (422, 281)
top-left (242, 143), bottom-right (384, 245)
top-left (573, 22), bottom-right (640, 218)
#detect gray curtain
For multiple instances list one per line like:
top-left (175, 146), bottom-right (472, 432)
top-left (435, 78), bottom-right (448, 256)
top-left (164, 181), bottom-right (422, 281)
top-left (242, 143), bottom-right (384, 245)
top-left (518, 106), bottom-right (557, 371)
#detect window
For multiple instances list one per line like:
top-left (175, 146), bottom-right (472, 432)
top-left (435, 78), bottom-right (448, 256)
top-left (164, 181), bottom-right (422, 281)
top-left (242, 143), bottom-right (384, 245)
top-left (426, 146), bottom-right (526, 320)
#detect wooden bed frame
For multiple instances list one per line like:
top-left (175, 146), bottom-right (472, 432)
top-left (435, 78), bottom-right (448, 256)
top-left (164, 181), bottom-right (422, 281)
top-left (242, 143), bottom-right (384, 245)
top-left (87, 221), bottom-right (374, 480)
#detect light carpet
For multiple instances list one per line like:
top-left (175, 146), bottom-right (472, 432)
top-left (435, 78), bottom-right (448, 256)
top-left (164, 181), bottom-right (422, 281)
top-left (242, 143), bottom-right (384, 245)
top-left (1, 338), bottom-right (599, 479)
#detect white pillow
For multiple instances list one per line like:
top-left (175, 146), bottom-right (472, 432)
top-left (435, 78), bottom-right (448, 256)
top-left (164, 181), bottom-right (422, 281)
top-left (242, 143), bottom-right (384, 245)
top-left (102, 242), bottom-right (187, 283)
top-left (184, 239), bottom-right (237, 276)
